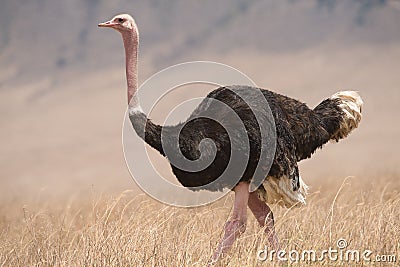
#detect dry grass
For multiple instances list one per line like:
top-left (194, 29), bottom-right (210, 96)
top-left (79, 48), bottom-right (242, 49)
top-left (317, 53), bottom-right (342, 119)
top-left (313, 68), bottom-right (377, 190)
top-left (1, 175), bottom-right (399, 267)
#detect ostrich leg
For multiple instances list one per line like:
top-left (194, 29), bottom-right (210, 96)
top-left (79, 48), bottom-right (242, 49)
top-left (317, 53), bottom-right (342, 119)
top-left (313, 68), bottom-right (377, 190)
top-left (209, 182), bottom-right (249, 264)
top-left (248, 192), bottom-right (279, 248)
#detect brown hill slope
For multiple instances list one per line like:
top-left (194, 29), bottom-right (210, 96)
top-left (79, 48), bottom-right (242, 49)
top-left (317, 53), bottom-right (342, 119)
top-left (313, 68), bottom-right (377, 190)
top-left (1, 0), bottom-right (399, 200)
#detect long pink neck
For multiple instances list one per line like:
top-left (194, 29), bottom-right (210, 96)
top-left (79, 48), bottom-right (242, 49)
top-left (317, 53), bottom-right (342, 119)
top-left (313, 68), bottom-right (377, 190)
top-left (122, 29), bottom-right (139, 108)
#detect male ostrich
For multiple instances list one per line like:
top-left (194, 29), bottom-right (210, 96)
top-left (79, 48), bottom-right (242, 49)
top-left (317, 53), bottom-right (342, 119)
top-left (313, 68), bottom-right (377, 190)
top-left (99, 14), bottom-right (363, 263)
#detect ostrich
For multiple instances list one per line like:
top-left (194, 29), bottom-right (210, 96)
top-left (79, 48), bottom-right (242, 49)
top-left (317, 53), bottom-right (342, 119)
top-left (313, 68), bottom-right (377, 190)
top-left (98, 14), bottom-right (363, 263)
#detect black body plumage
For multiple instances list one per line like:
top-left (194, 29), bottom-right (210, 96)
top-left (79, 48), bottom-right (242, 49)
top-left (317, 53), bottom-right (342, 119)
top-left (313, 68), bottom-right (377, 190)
top-left (129, 85), bottom-right (347, 193)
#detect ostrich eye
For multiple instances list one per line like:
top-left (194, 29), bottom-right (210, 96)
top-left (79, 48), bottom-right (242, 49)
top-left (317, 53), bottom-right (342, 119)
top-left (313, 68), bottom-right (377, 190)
top-left (117, 18), bottom-right (125, 23)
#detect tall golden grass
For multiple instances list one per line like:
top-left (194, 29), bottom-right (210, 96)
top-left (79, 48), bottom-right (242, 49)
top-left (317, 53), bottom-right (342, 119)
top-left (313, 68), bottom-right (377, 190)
top-left (1, 175), bottom-right (399, 266)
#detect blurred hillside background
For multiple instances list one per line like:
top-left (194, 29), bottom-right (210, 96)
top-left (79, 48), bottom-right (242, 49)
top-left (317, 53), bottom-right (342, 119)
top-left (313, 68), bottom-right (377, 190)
top-left (1, 0), bottom-right (399, 201)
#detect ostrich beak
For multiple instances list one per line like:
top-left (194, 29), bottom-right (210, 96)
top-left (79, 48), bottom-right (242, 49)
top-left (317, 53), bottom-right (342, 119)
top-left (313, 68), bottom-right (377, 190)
top-left (98, 20), bottom-right (116, 28)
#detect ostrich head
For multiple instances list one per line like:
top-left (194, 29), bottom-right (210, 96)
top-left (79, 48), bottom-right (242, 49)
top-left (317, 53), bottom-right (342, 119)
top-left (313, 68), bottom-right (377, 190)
top-left (98, 14), bottom-right (138, 35)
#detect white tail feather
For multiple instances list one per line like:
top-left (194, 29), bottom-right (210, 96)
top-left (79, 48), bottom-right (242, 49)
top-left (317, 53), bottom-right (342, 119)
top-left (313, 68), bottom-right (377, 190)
top-left (330, 91), bottom-right (363, 141)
